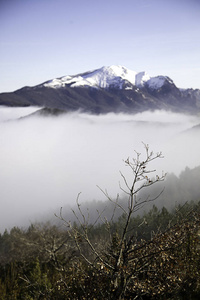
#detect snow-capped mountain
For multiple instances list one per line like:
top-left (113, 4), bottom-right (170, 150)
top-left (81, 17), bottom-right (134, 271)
top-left (43, 65), bottom-right (142, 89)
top-left (43, 65), bottom-right (171, 91)
top-left (0, 65), bottom-right (199, 114)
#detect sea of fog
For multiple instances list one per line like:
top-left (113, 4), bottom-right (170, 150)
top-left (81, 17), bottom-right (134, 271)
top-left (0, 106), bottom-right (199, 232)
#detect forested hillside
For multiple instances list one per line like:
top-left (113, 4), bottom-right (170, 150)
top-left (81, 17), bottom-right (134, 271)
top-left (0, 201), bottom-right (200, 299)
top-left (59, 165), bottom-right (200, 225)
top-left (0, 146), bottom-right (200, 299)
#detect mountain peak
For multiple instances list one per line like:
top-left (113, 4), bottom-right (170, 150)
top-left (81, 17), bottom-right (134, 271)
top-left (43, 65), bottom-right (144, 89)
top-left (87, 65), bottom-right (138, 88)
top-left (43, 65), bottom-right (173, 91)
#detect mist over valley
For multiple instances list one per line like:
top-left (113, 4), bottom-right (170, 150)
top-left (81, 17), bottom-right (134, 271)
top-left (0, 107), bottom-right (199, 232)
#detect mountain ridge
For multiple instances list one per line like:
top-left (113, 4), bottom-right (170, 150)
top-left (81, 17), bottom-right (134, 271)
top-left (0, 65), bottom-right (200, 115)
top-left (42, 65), bottom-right (173, 90)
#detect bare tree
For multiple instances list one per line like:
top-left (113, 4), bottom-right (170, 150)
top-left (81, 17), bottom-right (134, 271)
top-left (56, 143), bottom-right (166, 299)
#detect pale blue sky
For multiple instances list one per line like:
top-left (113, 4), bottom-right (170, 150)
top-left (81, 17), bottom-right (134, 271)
top-left (0, 0), bottom-right (200, 92)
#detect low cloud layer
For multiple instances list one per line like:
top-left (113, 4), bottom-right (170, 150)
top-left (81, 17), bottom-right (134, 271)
top-left (0, 107), bottom-right (199, 232)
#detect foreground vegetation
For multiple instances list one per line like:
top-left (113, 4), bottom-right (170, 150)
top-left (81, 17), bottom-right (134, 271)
top-left (0, 202), bottom-right (200, 299)
top-left (0, 145), bottom-right (200, 299)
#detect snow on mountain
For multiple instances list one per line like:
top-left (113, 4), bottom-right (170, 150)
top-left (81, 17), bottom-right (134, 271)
top-left (146, 76), bottom-right (173, 90)
top-left (70, 66), bottom-right (137, 89)
top-left (135, 71), bottom-right (151, 86)
top-left (44, 65), bottom-right (136, 89)
top-left (43, 65), bottom-right (170, 90)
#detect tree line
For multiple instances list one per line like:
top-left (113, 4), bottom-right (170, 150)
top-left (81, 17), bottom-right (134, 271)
top-left (0, 144), bottom-right (200, 299)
